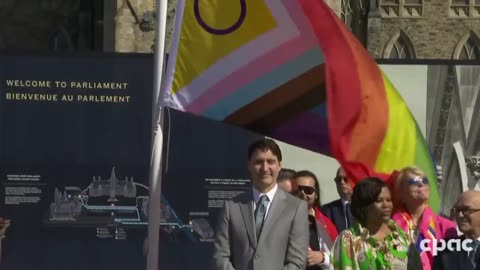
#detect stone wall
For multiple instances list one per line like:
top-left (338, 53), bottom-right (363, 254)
top-left (367, 0), bottom-right (480, 59)
top-left (115, 0), bottom-right (156, 53)
top-left (3, 0), bottom-right (478, 57)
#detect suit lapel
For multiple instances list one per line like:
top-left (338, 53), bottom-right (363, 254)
top-left (239, 193), bottom-right (256, 248)
top-left (258, 188), bottom-right (286, 244)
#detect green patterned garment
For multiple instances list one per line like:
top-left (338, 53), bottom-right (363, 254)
top-left (330, 220), bottom-right (420, 270)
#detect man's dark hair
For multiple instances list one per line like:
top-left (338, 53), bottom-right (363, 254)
top-left (247, 138), bottom-right (282, 161)
top-left (350, 177), bottom-right (387, 225)
top-left (293, 170), bottom-right (321, 209)
top-left (278, 168), bottom-right (296, 182)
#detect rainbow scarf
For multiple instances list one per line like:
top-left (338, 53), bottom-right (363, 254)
top-left (394, 206), bottom-right (437, 253)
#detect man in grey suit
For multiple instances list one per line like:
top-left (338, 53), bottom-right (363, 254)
top-left (212, 138), bottom-right (309, 270)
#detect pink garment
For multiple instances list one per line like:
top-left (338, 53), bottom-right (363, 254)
top-left (392, 206), bottom-right (457, 270)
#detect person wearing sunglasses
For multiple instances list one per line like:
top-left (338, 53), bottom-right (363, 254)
top-left (433, 190), bottom-right (480, 270)
top-left (293, 170), bottom-right (337, 270)
top-left (321, 167), bottom-right (354, 233)
top-left (331, 177), bottom-right (421, 270)
top-left (392, 166), bottom-right (457, 270)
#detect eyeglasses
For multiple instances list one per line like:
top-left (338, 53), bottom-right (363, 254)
top-left (407, 176), bottom-right (429, 186)
top-left (452, 207), bottom-right (480, 216)
top-left (297, 185), bottom-right (315, 195)
top-left (334, 176), bottom-right (348, 183)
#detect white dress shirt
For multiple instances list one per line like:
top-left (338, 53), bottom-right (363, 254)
top-left (342, 199), bottom-right (351, 227)
top-left (252, 184), bottom-right (278, 217)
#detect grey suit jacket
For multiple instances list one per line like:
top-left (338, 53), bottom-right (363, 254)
top-left (212, 187), bottom-right (309, 270)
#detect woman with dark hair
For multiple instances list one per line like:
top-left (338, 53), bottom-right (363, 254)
top-left (293, 170), bottom-right (337, 269)
top-left (330, 177), bottom-right (420, 270)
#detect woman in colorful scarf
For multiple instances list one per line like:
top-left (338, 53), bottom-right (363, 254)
top-left (330, 177), bottom-right (421, 270)
top-left (391, 166), bottom-right (457, 270)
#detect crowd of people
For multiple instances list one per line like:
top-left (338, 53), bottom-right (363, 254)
top-left (212, 138), bottom-right (480, 270)
top-left (2, 137), bottom-right (475, 270)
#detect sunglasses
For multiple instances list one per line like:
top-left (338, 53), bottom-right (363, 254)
top-left (334, 176), bottom-right (348, 183)
top-left (297, 185), bottom-right (315, 195)
top-left (407, 176), bottom-right (429, 186)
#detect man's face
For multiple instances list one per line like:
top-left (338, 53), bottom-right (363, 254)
top-left (335, 168), bottom-right (353, 199)
top-left (248, 149), bottom-right (281, 192)
top-left (454, 192), bottom-right (480, 236)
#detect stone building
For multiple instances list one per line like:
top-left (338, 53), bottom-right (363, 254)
top-left (1, 0), bottom-right (479, 58)
top-left (366, 0), bottom-right (480, 59)
top-left (0, 0), bottom-right (157, 53)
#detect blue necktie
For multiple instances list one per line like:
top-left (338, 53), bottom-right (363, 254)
top-left (255, 195), bottom-right (269, 240)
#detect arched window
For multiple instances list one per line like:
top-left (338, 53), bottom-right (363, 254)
top-left (458, 37), bottom-right (480, 60)
top-left (389, 39), bottom-right (412, 59)
top-left (453, 32), bottom-right (480, 60)
top-left (383, 31), bottom-right (416, 59)
top-left (339, 0), bottom-right (369, 46)
top-left (340, 0), bottom-right (354, 29)
top-left (49, 25), bottom-right (75, 51)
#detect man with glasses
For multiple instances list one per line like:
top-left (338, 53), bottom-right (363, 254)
top-left (433, 190), bottom-right (480, 270)
top-left (320, 167), bottom-right (354, 232)
top-left (212, 139), bottom-right (309, 270)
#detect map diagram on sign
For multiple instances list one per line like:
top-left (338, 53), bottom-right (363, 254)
top-left (43, 167), bottom-right (149, 228)
top-left (158, 197), bottom-right (214, 243)
top-left (42, 166), bottom-right (214, 242)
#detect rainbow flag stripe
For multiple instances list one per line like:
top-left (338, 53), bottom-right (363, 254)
top-left (298, 0), bottom-right (439, 211)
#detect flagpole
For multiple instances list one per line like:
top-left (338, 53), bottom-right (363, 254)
top-left (147, 0), bottom-right (168, 269)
